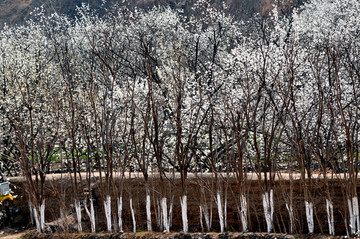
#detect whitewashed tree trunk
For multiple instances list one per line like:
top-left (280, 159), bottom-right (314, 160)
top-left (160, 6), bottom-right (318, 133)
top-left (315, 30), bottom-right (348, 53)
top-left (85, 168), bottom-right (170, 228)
top-left (216, 193), bottom-right (225, 233)
top-left (146, 188), bottom-right (152, 231)
top-left (326, 199), bottom-right (334, 235)
top-left (33, 207), bottom-right (41, 232)
top-left (224, 196), bottom-right (227, 230)
top-left (180, 195), bottom-right (188, 233)
top-left (104, 195), bottom-right (112, 232)
top-left (285, 202), bottom-right (295, 233)
top-left (263, 190), bottom-right (274, 233)
top-left (84, 199), bottom-right (96, 233)
top-left (74, 200), bottom-right (82, 232)
top-left (240, 194), bottom-right (248, 232)
top-left (262, 189), bottom-right (274, 233)
top-left (156, 199), bottom-right (162, 231)
top-left (130, 198), bottom-right (136, 233)
top-left (200, 203), bottom-right (212, 231)
top-left (161, 197), bottom-right (169, 232)
top-left (263, 192), bottom-right (271, 233)
top-left (200, 206), bottom-right (204, 231)
top-left (345, 218), bottom-right (350, 238)
top-left (348, 199), bottom-right (355, 235)
top-left (29, 201), bottom-right (34, 225)
top-left (348, 197), bottom-right (360, 235)
top-left (117, 197), bottom-right (123, 232)
top-left (40, 200), bottom-right (45, 231)
top-left (354, 197), bottom-right (360, 234)
top-left (270, 190), bottom-right (274, 221)
top-left (90, 199), bottom-right (95, 233)
top-left (169, 195), bottom-right (174, 227)
top-left (305, 201), bottom-right (314, 233)
top-left (209, 203), bottom-right (212, 229)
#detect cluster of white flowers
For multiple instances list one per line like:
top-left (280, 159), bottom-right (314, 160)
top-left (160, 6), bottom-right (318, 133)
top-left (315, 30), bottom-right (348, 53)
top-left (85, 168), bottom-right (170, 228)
top-left (0, 0), bottom-right (359, 179)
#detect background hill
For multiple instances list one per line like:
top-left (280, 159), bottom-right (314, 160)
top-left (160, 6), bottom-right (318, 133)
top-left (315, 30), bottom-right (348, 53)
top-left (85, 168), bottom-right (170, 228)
top-left (0, 0), bottom-right (303, 28)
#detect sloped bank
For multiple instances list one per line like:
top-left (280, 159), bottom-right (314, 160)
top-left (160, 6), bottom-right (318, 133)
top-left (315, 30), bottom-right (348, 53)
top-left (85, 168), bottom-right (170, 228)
top-left (7, 174), bottom-right (360, 236)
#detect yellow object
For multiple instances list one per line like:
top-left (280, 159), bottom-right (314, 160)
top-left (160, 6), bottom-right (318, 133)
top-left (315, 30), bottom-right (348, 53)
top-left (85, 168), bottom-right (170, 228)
top-left (0, 194), bottom-right (13, 203)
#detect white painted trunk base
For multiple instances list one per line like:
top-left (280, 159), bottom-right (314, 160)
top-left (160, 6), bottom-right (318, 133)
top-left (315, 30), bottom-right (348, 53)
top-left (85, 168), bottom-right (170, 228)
top-left (240, 194), bottom-right (248, 232)
top-left (180, 195), bottom-right (188, 233)
top-left (169, 196), bottom-right (174, 227)
top-left (104, 195), bottom-right (112, 232)
top-left (156, 200), bottom-right (162, 230)
top-left (216, 193), bottom-right (225, 233)
top-left (305, 201), bottom-right (314, 233)
top-left (33, 207), bottom-right (41, 232)
top-left (355, 197), bottom-right (360, 234)
top-left (84, 199), bottom-right (96, 233)
top-left (200, 206), bottom-right (203, 230)
top-left (326, 199), bottom-right (334, 235)
top-left (262, 189), bottom-right (274, 233)
top-left (146, 191), bottom-right (152, 231)
top-left (31, 200), bottom-right (46, 232)
top-left (118, 197), bottom-right (123, 232)
top-left (90, 199), bottom-right (95, 233)
top-left (74, 200), bottom-right (82, 232)
top-left (285, 202), bottom-right (295, 234)
top-left (200, 204), bottom-right (212, 231)
top-left (130, 198), bottom-right (136, 232)
top-left (161, 197), bottom-right (170, 232)
top-left (348, 197), bottom-right (360, 235)
top-left (29, 201), bottom-right (34, 225)
top-left (224, 197), bottom-right (227, 229)
top-left (40, 200), bottom-right (45, 231)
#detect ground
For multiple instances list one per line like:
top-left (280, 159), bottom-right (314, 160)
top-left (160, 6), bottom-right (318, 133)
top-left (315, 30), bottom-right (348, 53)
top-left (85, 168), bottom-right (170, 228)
top-left (3, 172), bottom-right (359, 236)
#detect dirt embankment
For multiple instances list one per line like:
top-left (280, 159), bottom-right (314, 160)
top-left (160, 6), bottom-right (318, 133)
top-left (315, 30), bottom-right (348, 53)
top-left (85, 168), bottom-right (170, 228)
top-left (4, 173), bottom-right (359, 236)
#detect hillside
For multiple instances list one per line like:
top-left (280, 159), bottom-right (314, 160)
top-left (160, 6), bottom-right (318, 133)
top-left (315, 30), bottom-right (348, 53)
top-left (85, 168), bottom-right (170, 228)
top-left (0, 0), bottom-right (302, 28)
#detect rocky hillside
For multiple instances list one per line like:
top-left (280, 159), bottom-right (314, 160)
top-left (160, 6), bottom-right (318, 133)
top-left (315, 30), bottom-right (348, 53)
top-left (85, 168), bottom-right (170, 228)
top-left (0, 0), bottom-right (302, 28)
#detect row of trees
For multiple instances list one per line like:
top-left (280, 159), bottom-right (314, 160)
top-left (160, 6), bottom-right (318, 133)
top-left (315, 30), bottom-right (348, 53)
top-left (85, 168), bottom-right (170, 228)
top-left (0, 0), bottom-right (359, 235)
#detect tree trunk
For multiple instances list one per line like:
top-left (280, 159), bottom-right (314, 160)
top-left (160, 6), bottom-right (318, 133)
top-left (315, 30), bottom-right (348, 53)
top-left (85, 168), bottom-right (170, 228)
top-left (117, 197), bottom-right (123, 232)
top-left (130, 198), bottom-right (136, 232)
top-left (285, 202), bottom-right (295, 233)
top-left (74, 200), bottom-right (82, 232)
top-left (29, 201), bottom-right (34, 225)
top-left (33, 207), bottom-right (41, 232)
top-left (104, 195), bottom-right (112, 232)
top-left (240, 194), bottom-right (248, 232)
top-left (161, 197), bottom-right (169, 232)
top-left (84, 199), bottom-right (96, 233)
top-left (40, 200), bottom-right (45, 231)
top-left (348, 197), bottom-right (360, 235)
top-left (146, 187), bottom-right (152, 231)
top-left (326, 199), bottom-right (334, 235)
top-left (305, 200), bottom-right (314, 233)
top-left (262, 189), bottom-right (274, 233)
top-left (180, 195), bottom-right (188, 233)
top-left (216, 193), bottom-right (224, 233)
